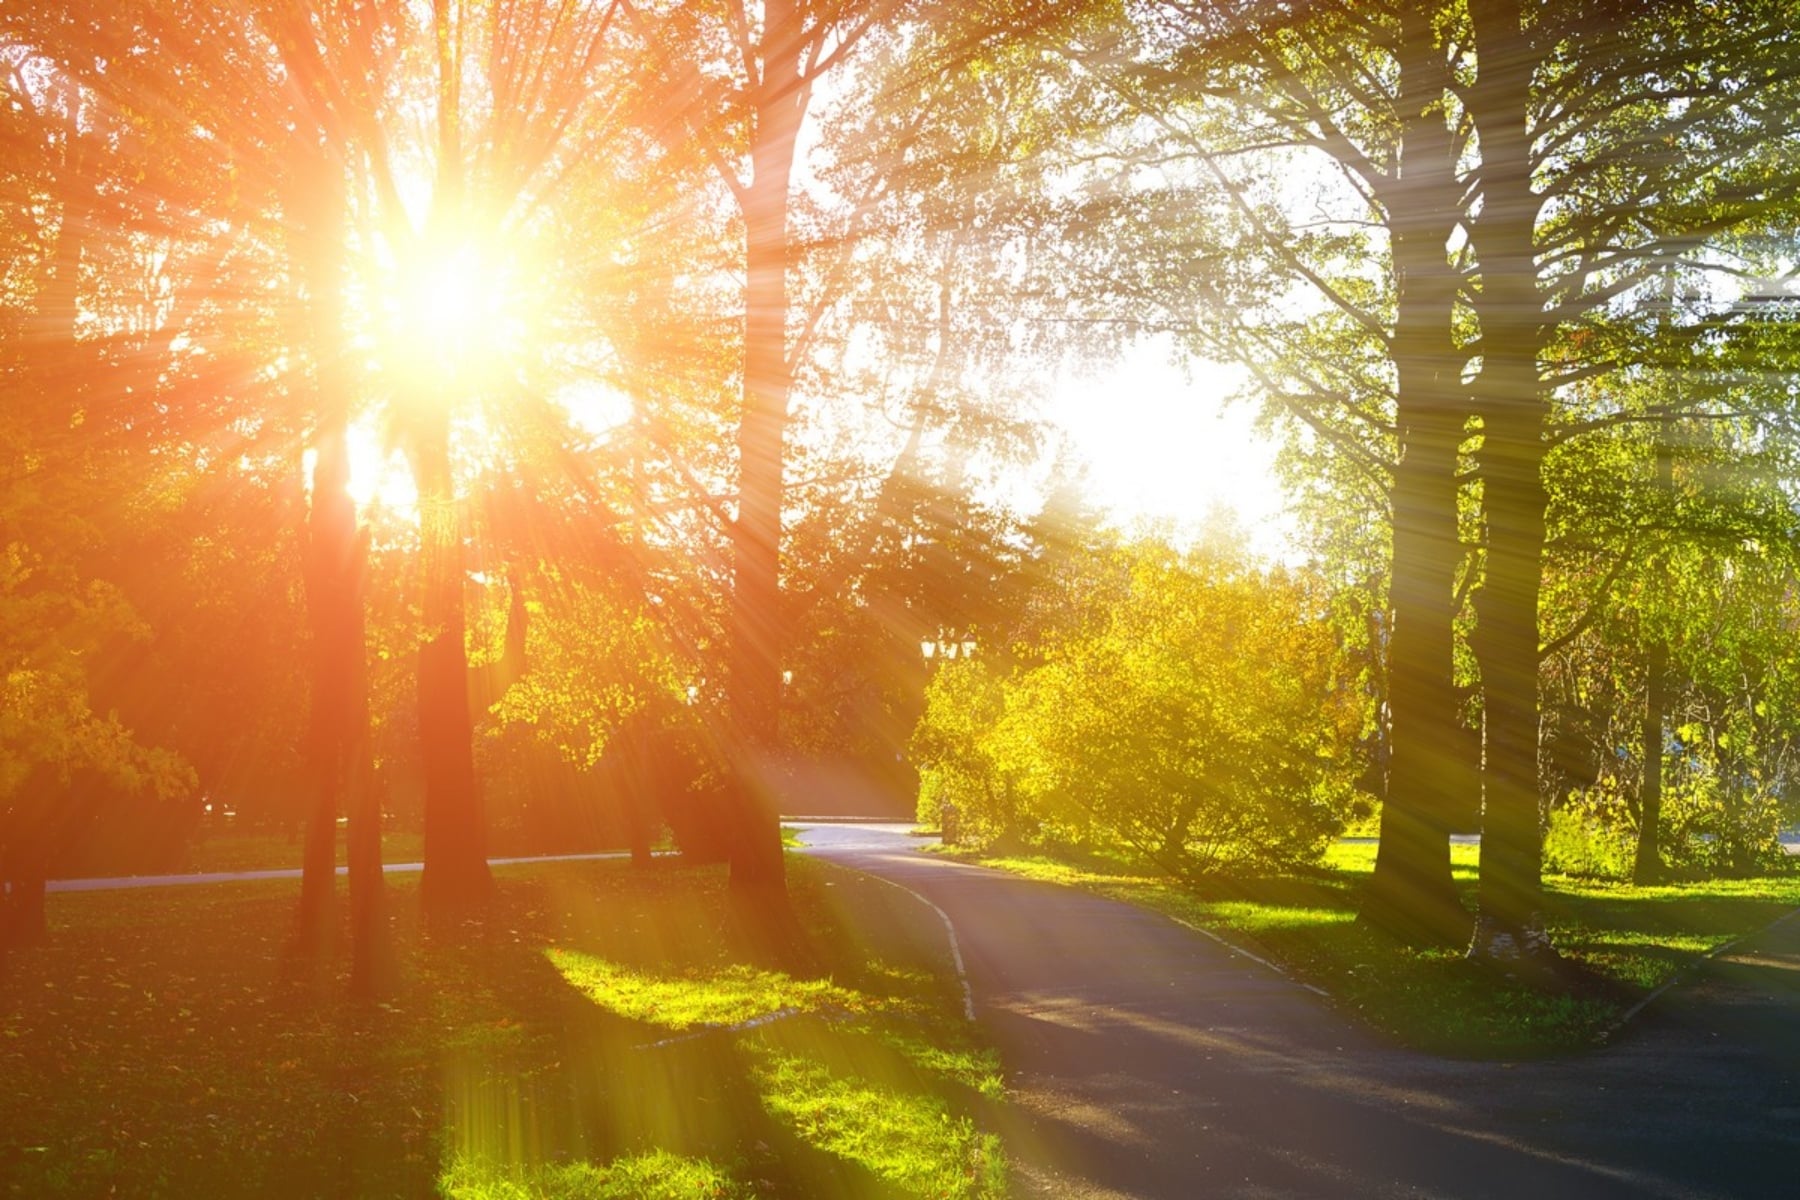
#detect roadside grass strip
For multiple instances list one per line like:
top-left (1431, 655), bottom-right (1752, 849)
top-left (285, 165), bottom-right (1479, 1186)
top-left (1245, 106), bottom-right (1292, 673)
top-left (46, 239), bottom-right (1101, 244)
top-left (440, 1149), bottom-right (741, 1199)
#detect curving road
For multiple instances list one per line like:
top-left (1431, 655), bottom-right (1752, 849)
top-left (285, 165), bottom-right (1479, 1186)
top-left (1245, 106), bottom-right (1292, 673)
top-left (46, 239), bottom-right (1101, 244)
top-left (796, 822), bottom-right (1800, 1200)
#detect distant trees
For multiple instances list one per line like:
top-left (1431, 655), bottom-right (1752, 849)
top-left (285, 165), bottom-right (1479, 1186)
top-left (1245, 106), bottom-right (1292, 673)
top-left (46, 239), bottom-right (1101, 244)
top-left (915, 535), bottom-right (1369, 877)
top-left (0, 1), bottom-right (268, 943)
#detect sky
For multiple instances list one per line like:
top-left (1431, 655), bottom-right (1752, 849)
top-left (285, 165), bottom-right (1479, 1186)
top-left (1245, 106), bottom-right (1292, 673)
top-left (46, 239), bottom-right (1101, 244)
top-left (1045, 336), bottom-right (1292, 556)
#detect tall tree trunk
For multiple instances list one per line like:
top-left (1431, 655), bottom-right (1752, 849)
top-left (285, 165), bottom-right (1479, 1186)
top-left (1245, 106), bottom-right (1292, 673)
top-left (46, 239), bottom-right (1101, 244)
top-left (293, 144), bottom-right (387, 983)
top-left (1467, 0), bottom-right (1554, 965)
top-left (414, 408), bottom-right (492, 915)
top-left (344, 579), bottom-right (384, 995)
top-left (1359, 1), bottom-right (1470, 946)
top-left (8, 871), bottom-right (46, 946)
top-left (1633, 439), bottom-right (1673, 885)
top-left (725, 1), bottom-right (808, 920)
top-left (414, 0), bottom-right (489, 917)
top-left (0, 791), bottom-right (51, 947)
top-left (1634, 637), bottom-right (1667, 884)
top-left (330, 433), bottom-right (384, 993)
top-left (295, 421), bottom-right (349, 956)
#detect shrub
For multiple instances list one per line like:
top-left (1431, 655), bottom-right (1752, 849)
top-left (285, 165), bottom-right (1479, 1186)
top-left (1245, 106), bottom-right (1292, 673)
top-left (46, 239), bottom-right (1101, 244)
top-left (913, 539), bottom-right (1368, 876)
top-left (913, 660), bottom-right (1024, 842)
top-left (1542, 805), bottom-right (1638, 879)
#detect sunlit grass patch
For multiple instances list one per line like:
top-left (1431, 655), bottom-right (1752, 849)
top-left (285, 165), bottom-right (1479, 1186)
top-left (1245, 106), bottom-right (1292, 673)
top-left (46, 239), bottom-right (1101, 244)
top-left (867, 1026), bottom-right (1005, 1100)
top-left (1200, 899), bottom-right (1351, 934)
top-left (1322, 839), bottom-right (1481, 880)
top-left (440, 1149), bottom-right (741, 1199)
top-left (545, 950), bottom-right (866, 1031)
top-left (751, 1048), bottom-right (1003, 1198)
top-left (973, 851), bottom-right (1158, 890)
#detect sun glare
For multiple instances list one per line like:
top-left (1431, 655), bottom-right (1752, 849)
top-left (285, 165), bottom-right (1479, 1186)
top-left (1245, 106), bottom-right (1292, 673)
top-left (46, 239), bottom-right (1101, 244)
top-left (302, 418), bottom-right (419, 517)
top-left (411, 246), bottom-right (494, 345)
top-left (346, 417), bottom-right (418, 513)
top-left (1050, 337), bottom-right (1291, 555)
top-left (370, 220), bottom-right (541, 393)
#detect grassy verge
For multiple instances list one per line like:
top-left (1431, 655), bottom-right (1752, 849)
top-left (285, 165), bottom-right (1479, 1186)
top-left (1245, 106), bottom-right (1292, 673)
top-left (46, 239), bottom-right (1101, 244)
top-left (0, 855), bottom-right (1002, 1198)
top-left (937, 839), bottom-right (1800, 1057)
top-left (174, 829), bottom-right (430, 875)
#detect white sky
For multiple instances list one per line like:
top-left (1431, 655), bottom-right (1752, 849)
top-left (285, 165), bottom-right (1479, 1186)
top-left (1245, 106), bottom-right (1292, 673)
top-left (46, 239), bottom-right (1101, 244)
top-left (1045, 337), bottom-right (1293, 557)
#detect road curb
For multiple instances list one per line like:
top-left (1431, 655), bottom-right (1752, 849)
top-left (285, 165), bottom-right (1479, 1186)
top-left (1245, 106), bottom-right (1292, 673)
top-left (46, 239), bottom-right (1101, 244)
top-left (1592, 902), bottom-right (1800, 1046)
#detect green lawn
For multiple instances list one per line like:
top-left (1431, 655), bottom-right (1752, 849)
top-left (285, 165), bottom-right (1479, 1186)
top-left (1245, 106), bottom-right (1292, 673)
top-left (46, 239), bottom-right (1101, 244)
top-left (176, 829), bottom-right (429, 875)
top-left (941, 839), bottom-right (1800, 1056)
top-left (0, 856), bottom-right (1002, 1198)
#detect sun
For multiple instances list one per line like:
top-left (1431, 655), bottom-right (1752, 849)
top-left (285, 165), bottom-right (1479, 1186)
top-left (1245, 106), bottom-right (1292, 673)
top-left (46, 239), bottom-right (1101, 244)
top-left (406, 244), bottom-right (495, 348)
top-left (367, 217), bottom-right (543, 395)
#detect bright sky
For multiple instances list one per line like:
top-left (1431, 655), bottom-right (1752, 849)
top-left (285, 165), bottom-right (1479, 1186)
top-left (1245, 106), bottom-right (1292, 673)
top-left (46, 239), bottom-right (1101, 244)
top-left (1046, 337), bottom-right (1292, 557)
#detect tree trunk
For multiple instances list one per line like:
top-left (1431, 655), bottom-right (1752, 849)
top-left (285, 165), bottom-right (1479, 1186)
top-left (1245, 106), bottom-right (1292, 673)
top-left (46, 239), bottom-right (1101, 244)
top-left (2, 869), bottom-right (47, 947)
top-left (414, 408), bottom-right (492, 914)
top-left (1633, 413), bottom-right (1676, 884)
top-left (292, 143), bottom-right (388, 984)
top-left (1633, 636), bottom-right (1667, 884)
top-left (724, 3), bottom-right (808, 923)
top-left (1467, 0), bottom-right (1554, 966)
top-left (295, 422), bottom-right (350, 958)
top-left (1358, 1), bottom-right (1469, 946)
top-left (340, 459), bottom-right (384, 996)
top-left (0, 779), bottom-right (54, 947)
top-left (296, 423), bottom-right (367, 962)
top-left (10, 875), bottom-right (46, 946)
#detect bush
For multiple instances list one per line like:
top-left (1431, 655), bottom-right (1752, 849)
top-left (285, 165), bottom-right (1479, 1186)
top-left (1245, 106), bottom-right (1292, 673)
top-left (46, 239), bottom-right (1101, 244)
top-left (912, 539), bottom-right (1369, 876)
top-left (1542, 805), bottom-right (1638, 879)
top-left (1660, 768), bottom-right (1790, 877)
top-left (913, 660), bottom-right (1026, 843)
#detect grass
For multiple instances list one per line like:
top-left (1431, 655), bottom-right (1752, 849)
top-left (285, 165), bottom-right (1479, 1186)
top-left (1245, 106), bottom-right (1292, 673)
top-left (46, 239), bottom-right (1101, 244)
top-left (59, 825), bottom-right (783, 881)
top-left (176, 829), bottom-right (429, 876)
top-left (439, 1150), bottom-right (739, 1199)
top-left (938, 838), bottom-right (1800, 1057)
top-left (0, 854), bottom-right (1004, 1198)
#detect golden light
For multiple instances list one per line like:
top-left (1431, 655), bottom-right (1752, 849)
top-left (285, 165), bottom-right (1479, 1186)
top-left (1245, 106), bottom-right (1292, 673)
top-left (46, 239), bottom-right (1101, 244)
top-left (410, 245), bottom-right (495, 347)
top-left (368, 217), bottom-right (544, 397)
top-left (301, 415), bottom-right (420, 518)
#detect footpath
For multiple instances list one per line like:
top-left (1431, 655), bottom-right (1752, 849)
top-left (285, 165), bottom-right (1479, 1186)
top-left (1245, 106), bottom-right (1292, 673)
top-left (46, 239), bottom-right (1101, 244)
top-left (796, 822), bottom-right (1800, 1200)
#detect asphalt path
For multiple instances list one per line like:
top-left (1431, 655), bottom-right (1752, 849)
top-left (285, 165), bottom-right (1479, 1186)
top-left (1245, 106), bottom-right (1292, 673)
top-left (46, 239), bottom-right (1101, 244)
top-left (795, 822), bottom-right (1800, 1200)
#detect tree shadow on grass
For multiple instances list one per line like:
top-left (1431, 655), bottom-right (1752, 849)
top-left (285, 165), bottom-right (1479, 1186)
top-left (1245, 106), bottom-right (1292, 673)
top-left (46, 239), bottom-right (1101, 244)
top-left (0, 857), bottom-right (999, 1198)
top-left (443, 858), bottom-right (1000, 1198)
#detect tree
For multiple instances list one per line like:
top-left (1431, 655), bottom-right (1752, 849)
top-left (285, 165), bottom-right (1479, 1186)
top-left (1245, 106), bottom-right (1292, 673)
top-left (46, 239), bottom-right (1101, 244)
top-left (1460, 0), bottom-right (1800, 962)
top-left (914, 535), bottom-right (1367, 877)
top-left (1041, 0), bottom-right (1800, 957)
top-left (1024, 0), bottom-right (1478, 940)
top-left (0, 14), bottom-right (218, 938)
top-left (259, 0), bottom-right (640, 917)
top-left (617, 0), bottom-right (1082, 927)
top-left (616, 0), bottom-right (907, 918)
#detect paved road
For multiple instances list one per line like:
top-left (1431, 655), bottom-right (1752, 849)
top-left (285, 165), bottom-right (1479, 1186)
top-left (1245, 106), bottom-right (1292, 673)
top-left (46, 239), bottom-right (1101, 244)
top-left (796, 822), bottom-right (1800, 1200)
